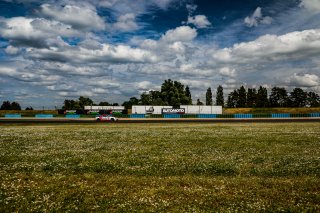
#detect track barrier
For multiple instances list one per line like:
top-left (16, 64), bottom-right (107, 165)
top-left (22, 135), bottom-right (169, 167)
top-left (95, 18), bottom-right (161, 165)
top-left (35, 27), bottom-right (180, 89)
top-left (5, 114), bottom-right (21, 118)
top-left (130, 114), bottom-right (145, 118)
top-left (310, 113), bottom-right (320, 117)
top-left (234, 114), bottom-right (253, 119)
top-left (35, 114), bottom-right (54, 118)
top-left (198, 114), bottom-right (217, 118)
top-left (164, 114), bottom-right (181, 118)
top-left (65, 114), bottom-right (80, 118)
top-left (272, 113), bottom-right (290, 118)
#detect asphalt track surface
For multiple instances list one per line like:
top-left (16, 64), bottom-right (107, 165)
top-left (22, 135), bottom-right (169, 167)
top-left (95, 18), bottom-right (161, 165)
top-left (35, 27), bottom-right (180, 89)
top-left (0, 117), bottom-right (320, 124)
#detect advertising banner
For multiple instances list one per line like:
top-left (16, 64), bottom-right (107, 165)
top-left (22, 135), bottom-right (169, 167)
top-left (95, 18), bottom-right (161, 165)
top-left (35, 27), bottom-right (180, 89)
top-left (161, 108), bottom-right (185, 114)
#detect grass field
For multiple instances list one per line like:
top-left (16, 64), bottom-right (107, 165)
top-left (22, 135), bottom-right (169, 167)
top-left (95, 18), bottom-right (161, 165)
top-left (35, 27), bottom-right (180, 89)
top-left (0, 123), bottom-right (319, 212)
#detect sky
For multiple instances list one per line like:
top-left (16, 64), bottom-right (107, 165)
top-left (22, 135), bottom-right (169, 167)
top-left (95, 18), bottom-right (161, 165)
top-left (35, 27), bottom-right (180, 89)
top-left (0, 0), bottom-right (320, 108)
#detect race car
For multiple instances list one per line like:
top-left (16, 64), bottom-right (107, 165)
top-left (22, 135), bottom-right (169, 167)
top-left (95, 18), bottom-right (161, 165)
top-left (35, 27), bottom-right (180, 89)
top-left (95, 115), bottom-right (118, 122)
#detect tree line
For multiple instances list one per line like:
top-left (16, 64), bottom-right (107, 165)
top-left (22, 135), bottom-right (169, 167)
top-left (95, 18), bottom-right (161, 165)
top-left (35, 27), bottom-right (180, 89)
top-left (1, 79), bottom-right (320, 110)
top-left (224, 86), bottom-right (320, 108)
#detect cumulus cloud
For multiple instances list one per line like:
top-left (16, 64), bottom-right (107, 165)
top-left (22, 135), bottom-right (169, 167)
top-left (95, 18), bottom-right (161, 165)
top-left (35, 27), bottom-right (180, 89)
top-left (5, 45), bottom-right (20, 55)
top-left (244, 7), bottom-right (273, 27)
top-left (0, 17), bottom-right (80, 48)
top-left (187, 15), bottom-right (211, 29)
top-left (39, 3), bottom-right (105, 30)
top-left (219, 67), bottom-right (236, 77)
top-left (161, 26), bottom-right (197, 42)
top-left (300, 0), bottom-right (320, 13)
top-left (113, 13), bottom-right (139, 32)
top-left (27, 42), bottom-right (158, 63)
top-left (287, 73), bottom-right (320, 87)
top-left (212, 29), bottom-right (320, 63)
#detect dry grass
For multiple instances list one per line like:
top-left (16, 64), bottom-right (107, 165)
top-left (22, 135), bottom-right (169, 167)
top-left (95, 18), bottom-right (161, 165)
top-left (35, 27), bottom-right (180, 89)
top-left (0, 123), bottom-right (319, 211)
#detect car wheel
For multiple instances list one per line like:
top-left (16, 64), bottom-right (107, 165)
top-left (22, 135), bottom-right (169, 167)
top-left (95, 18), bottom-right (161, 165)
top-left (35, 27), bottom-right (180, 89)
top-left (96, 118), bottom-right (101, 122)
top-left (111, 118), bottom-right (115, 122)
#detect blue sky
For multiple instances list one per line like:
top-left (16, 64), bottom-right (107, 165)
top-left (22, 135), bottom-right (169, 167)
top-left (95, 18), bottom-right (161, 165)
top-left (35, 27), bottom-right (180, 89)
top-left (0, 0), bottom-right (320, 108)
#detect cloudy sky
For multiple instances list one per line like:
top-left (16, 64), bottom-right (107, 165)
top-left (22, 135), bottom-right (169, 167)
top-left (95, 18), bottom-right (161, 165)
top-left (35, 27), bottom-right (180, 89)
top-left (0, 0), bottom-right (320, 108)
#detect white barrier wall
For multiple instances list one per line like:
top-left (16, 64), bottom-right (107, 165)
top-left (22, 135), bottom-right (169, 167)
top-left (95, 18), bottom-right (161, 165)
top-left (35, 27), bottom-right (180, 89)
top-left (180, 105), bottom-right (222, 114)
top-left (84, 106), bottom-right (125, 110)
top-left (132, 106), bottom-right (173, 114)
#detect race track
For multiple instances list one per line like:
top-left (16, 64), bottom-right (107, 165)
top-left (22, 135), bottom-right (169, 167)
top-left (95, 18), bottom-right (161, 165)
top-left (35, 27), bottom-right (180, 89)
top-left (0, 117), bottom-right (320, 124)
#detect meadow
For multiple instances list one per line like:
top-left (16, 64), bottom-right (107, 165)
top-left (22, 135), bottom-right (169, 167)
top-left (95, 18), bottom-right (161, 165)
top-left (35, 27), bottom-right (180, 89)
top-left (0, 123), bottom-right (319, 212)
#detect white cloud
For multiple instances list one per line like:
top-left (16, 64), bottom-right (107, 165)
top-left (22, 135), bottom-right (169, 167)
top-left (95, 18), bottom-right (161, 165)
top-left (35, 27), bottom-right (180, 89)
top-left (212, 29), bottom-right (320, 63)
top-left (244, 7), bottom-right (273, 27)
top-left (5, 45), bottom-right (20, 55)
top-left (300, 0), bottom-right (320, 13)
top-left (287, 73), bottom-right (320, 87)
top-left (136, 81), bottom-right (154, 90)
top-left (113, 13), bottom-right (139, 32)
top-left (0, 17), bottom-right (80, 47)
top-left (40, 4), bottom-right (105, 30)
top-left (161, 26), bottom-right (197, 43)
top-left (187, 15), bottom-right (211, 29)
top-left (27, 42), bottom-right (158, 64)
top-left (219, 67), bottom-right (236, 77)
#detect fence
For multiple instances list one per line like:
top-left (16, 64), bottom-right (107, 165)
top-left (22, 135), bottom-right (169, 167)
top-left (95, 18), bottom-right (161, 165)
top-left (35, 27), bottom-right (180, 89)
top-left (4, 114), bottom-right (21, 118)
top-left (65, 114), bottom-right (80, 118)
top-left (35, 114), bottom-right (54, 118)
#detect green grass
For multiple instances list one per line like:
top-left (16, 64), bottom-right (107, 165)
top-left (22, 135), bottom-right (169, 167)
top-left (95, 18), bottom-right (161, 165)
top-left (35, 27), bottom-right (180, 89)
top-left (0, 123), bottom-right (319, 212)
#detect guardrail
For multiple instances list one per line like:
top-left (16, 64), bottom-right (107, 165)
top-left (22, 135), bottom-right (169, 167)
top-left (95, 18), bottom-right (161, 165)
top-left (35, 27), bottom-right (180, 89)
top-left (65, 114), bottom-right (80, 118)
top-left (5, 114), bottom-right (21, 118)
top-left (2, 113), bottom-right (320, 119)
top-left (35, 114), bottom-right (54, 118)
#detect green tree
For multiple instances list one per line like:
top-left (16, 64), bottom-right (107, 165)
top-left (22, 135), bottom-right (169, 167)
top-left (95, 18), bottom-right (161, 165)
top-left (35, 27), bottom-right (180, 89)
top-left (216, 85), bottom-right (224, 107)
top-left (197, 99), bottom-right (204, 105)
top-left (63, 99), bottom-right (80, 110)
top-left (122, 97), bottom-right (139, 109)
top-left (227, 90), bottom-right (238, 108)
top-left (256, 86), bottom-right (269, 107)
top-left (289, 88), bottom-right (307, 107)
top-left (307, 92), bottom-right (320, 107)
top-left (78, 96), bottom-right (94, 109)
top-left (206, 87), bottom-right (213, 105)
top-left (185, 86), bottom-right (192, 104)
top-left (247, 88), bottom-right (257, 107)
top-left (1, 101), bottom-right (11, 110)
top-left (269, 87), bottom-right (288, 107)
top-left (11, 102), bottom-right (21, 110)
top-left (160, 79), bottom-right (190, 107)
top-left (237, 86), bottom-right (247, 107)
top-left (99, 101), bottom-right (110, 106)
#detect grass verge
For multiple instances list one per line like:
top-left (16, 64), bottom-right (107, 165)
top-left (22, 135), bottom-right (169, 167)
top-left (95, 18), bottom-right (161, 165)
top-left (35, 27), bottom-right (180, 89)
top-left (0, 123), bottom-right (319, 211)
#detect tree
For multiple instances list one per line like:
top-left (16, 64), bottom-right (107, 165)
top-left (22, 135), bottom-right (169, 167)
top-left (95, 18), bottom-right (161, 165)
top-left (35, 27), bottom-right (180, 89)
top-left (247, 88), bottom-right (257, 107)
top-left (206, 87), bottom-right (213, 105)
top-left (139, 92), bottom-right (152, 105)
top-left (226, 90), bottom-right (239, 108)
top-left (160, 79), bottom-right (190, 107)
top-left (289, 88), bottom-right (307, 107)
top-left (0, 101), bottom-right (21, 110)
top-left (197, 99), bottom-right (204, 105)
top-left (185, 86), bottom-right (192, 104)
top-left (25, 106), bottom-right (33, 110)
top-left (256, 86), bottom-right (269, 107)
top-left (216, 85), bottom-right (224, 107)
top-left (307, 92), bottom-right (320, 107)
top-left (237, 86), bottom-right (247, 107)
top-left (99, 101), bottom-right (110, 106)
top-left (1, 101), bottom-right (11, 110)
top-left (11, 102), bottom-right (21, 110)
top-left (269, 87), bottom-right (288, 107)
top-left (78, 96), bottom-right (94, 109)
top-left (122, 97), bottom-right (139, 109)
top-left (63, 99), bottom-right (80, 110)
